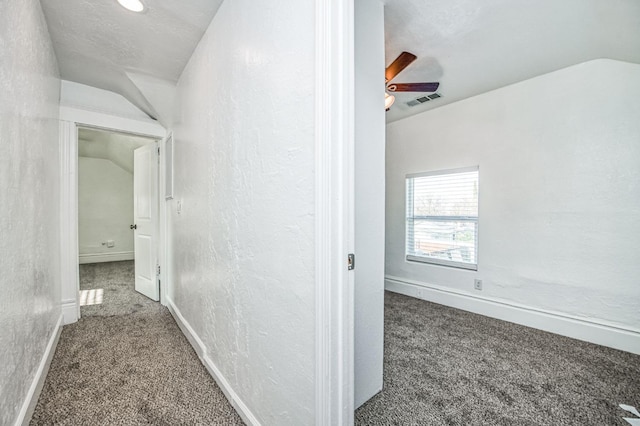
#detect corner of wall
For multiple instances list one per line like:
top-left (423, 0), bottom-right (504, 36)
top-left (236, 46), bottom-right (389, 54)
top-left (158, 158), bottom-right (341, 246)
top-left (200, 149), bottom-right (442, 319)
top-left (385, 276), bottom-right (640, 355)
top-left (166, 298), bottom-right (262, 426)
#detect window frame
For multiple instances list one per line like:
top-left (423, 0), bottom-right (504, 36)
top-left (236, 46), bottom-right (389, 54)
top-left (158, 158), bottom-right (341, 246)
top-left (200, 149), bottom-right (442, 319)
top-left (405, 166), bottom-right (479, 271)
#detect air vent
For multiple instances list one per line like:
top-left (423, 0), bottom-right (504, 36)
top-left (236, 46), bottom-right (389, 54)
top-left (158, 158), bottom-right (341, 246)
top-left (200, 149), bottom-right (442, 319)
top-left (407, 92), bottom-right (442, 107)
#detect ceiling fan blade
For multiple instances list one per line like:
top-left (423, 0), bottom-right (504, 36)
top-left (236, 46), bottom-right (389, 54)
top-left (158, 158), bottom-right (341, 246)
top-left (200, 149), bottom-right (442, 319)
top-left (387, 82), bottom-right (440, 92)
top-left (385, 51), bottom-right (417, 83)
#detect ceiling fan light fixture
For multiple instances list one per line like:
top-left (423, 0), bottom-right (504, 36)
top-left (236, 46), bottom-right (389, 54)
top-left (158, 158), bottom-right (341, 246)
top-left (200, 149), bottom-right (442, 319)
top-left (117, 0), bottom-right (145, 12)
top-left (385, 92), bottom-right (395, 109)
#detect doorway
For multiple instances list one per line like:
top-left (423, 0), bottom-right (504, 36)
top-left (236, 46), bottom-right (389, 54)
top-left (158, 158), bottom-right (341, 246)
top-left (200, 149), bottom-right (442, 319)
top-left (59, 114), bottom-right (167, 325)
top-left (76, 127), bottom-right (159, 316)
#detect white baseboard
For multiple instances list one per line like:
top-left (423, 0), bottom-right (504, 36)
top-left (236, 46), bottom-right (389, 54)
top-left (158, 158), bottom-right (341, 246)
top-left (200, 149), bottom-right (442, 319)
top-left (78, 251), bottom-right (134, 264)
top-left (16, 314), bottom-right (63, 426)
top-left (166, 298), bottom-right (261, 426)
top-left (385, 275), bottom-right (640, 355)
top-left (61, 298), bottom-right (78, 325)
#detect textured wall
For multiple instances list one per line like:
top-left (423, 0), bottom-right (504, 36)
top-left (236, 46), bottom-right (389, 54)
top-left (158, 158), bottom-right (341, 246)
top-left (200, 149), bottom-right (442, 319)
top-left (0, 0), bottom-right (61, 424)
top-left (60, 80), bottom-right (151, 121)
top-left (386, 59), bottom-right (640, 330)
top-left (170, 0), bottom-right (316, 423)
top-left (78, 157), bottom-right (134, 257)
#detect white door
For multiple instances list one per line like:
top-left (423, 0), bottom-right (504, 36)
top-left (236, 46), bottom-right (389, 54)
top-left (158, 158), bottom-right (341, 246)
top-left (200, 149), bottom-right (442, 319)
top-left (354, 0), bottom-right (385, 408)
top-left (133, 142), bottom-right (159, 301)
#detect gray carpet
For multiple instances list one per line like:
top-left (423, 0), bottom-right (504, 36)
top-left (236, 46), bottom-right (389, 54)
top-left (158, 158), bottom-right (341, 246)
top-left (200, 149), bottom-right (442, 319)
top-left (78, 261), bottom-right (164, 317)
top-left (355, 291), bottom-right (640, 425)
top-left (31, 261), bottom-right (244, 425)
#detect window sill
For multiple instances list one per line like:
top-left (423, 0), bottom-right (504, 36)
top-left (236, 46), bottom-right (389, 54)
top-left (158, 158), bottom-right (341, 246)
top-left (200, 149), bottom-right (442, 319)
top-left (406, 255), bottom-right (477, 271)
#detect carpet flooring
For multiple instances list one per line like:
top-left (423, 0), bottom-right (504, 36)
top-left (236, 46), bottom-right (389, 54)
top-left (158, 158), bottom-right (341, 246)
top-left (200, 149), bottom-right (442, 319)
top-left (32, 263), bottom-right (640, 425)
top-left (31, 261), bottom-right (244, 425)
top-left (355, 291), bottom-right (640, 425)
top-left (78, 261), bottom-right (164, 317)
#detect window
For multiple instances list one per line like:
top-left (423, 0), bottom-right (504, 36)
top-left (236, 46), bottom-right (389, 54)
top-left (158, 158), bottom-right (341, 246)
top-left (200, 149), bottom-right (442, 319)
top-left (406, 166), bottom-right (479, 270)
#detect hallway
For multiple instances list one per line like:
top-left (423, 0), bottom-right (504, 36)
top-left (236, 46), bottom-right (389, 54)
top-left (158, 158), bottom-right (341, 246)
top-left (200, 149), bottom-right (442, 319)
top-left (3, 0), bottom-right (640, 424)
top-left (30, 262), bottom-right (244, 425)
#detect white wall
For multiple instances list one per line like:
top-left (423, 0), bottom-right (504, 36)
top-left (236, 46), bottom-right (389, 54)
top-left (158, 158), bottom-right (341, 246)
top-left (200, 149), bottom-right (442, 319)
top-left (78, 157), bottom-right (134, 262)
top-left (354, 0), bottom-right (385, 409)
top-left (0, 0), bottom-right (62, 424)
top-left (386, 59), bottom-right (640, 352)
top-left (168, 0), bottom-right (316, 423)
top-left (60, 80), bottom-right (151, 122)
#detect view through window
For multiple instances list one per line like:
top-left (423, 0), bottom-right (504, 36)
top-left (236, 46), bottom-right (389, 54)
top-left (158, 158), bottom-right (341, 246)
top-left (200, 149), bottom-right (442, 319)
top-left (406, 167), bottom-right (479, 270)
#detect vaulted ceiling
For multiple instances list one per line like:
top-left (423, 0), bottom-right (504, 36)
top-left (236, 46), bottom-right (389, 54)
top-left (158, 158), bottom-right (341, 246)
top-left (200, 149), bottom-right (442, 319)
top-left (40, 0), bottom-right (223, 122)
top-left (40, 0), bottom-right (640, 124)
top-left (383, 0), bottom-right (640, 122)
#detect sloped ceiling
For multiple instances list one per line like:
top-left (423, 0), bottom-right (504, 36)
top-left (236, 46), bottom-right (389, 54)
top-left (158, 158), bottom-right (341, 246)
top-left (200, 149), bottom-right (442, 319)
top-left (384, 0), bottom-right (640, 122)
top-left (40, 0), bottom-right (640, 124)
top-left (40, 0), bottom-right (223, 122)
top-left (78, 128), bottom-right (156, 174)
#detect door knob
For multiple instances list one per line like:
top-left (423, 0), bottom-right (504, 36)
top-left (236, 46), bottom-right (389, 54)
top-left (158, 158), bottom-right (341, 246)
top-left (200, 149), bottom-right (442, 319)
top-left (130, 224), bottom-right (137, 230)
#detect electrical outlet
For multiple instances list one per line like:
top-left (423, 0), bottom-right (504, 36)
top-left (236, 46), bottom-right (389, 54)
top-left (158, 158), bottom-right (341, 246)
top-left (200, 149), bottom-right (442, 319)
top-left (474, 279), bottom-right (483, 291)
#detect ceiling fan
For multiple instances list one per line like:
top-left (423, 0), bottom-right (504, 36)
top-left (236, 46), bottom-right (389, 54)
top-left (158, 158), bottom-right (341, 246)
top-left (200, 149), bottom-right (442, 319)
top-left (385, 51), bottom-right (440, 110)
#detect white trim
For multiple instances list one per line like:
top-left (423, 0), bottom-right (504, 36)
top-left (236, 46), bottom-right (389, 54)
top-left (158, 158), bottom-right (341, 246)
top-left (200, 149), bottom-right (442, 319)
top-left (78, 251), bottom-right (135, 264)
top-left (59, 120), bottom-right (80, 324)
top-left (15, 314), bottom-right (63, 426)
top-left (163, 133), bottom-right (174, 200)
top-left (315, 0), bottom-right (355, 424)
top-left (166, 298), bottom-right (206, 356)
top-left (158, 133), bottom-right (172, 306)
top-left (59, 106), bottom-right (165, 138)
top-left (385, 275), bottom-right (640, 355)
top-left (60, 107), bottom-right (167, 323)
top-left (406, 254), bottom-right (478, 271)
top-left (61, 299), bottom-right (78, 325)
top-left (166, 298), bottom-right (261, 426)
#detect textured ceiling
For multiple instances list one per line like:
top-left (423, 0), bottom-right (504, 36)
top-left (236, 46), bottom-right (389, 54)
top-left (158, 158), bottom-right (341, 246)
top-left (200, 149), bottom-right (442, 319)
top-left (40, 0), bottom-right (223, 120)
top-left (383, 0), bottom-right (640, 122)
top-left (78, 128), bottom-right (156, 174)
top-left (40, 0), bottom-right (640, 124)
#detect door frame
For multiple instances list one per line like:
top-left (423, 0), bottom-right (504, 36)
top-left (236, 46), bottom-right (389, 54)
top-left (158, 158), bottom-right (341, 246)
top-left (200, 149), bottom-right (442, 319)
top-left (59, 106), bottom-right (166, 324)
top-left (314, 0), bottom-right (355, 424)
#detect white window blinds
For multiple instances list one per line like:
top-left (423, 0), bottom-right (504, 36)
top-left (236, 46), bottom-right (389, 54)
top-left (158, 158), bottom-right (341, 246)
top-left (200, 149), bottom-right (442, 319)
top-left (406, 166), bottom-right (479, 270)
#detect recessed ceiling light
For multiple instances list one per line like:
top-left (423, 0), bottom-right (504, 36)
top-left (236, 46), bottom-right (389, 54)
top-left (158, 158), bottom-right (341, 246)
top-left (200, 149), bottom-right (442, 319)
top-left (117, 0), bottom-right (145, 12)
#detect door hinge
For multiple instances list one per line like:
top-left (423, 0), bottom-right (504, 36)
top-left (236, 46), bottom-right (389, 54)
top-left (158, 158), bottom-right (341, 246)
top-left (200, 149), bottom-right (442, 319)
top-left (347, 253), bottom-right (355, 271)
top-left (157, 265), bottom-right (161, 275)
top-left (157, 146), bottom-right (160, 155)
